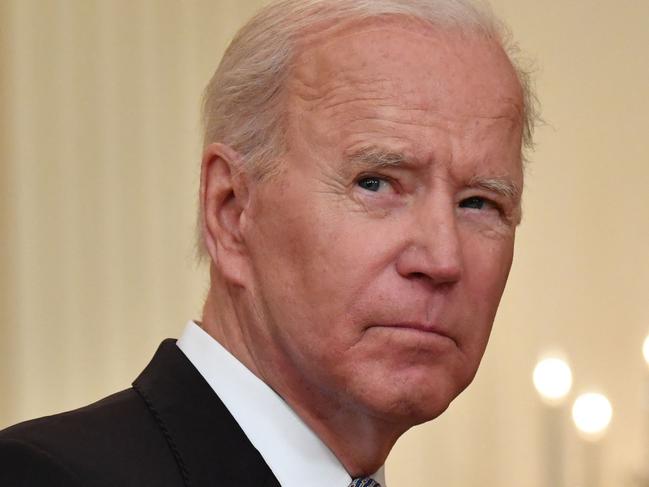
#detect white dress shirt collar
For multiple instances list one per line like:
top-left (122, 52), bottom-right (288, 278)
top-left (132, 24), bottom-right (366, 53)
top-left (176, 321), bottom-right (386, 487)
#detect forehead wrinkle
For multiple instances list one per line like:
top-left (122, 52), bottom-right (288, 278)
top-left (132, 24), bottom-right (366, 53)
top-left (344, 110), bottom-right (519, 132)
top-left (288, 42), bottom-right (522, 131)
top-left (289, 66), bottom-right (394, 115)
top-left (288, 30), bottom-right (409, 115)
top-left (292, 75), bottom-right (522, 132)
top-left (292, 74), bottom-right (520, 127)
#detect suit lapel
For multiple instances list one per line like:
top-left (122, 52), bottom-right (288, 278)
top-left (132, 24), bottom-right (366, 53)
top-left (133, 340), bottom-right (281, 487)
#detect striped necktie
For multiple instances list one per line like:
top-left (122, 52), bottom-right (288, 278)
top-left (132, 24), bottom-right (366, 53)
top-left (349, 478), bottom-right (381, 487)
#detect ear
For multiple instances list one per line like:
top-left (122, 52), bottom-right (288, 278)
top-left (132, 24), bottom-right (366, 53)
top-left (200, 143), bottom-right (250, 286)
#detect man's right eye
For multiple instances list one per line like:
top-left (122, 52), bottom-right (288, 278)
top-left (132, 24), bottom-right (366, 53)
top-left (357, 177), bottom-right (388, 192)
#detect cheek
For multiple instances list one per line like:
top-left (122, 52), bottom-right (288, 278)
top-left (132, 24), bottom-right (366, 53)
top-left (463, 224), bottom-right (515, 287)
top-left (459, 233), bottom-right (514, 350)
top-left (248, 196), bottom-right (366, 329)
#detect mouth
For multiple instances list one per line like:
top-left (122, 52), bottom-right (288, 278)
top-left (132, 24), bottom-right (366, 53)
top-left (368, 322), bottom-right (458, 348)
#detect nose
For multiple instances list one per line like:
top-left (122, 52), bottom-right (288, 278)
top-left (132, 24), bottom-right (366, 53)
top-left (395, 205), bottom-right (463, 286)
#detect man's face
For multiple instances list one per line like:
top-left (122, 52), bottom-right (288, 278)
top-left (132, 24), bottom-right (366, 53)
top-left (238, 22), bottom-right (524, 426)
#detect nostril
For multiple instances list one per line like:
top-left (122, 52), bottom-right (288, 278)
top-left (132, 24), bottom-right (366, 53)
top-left (407, 272), bottom-right (456, 292)
top-left (410, 272), bottom-right (428, 280)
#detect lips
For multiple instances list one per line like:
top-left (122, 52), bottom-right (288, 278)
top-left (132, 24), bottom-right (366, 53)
top-left (368, 322), bottom-right (458, 347)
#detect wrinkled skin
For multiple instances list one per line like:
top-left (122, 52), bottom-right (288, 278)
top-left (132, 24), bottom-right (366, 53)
top-left (201, 20), bottom-right (524, 476)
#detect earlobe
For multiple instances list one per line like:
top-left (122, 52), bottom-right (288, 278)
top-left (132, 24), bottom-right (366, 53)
top-left (200, 143), bottom-right (250, 284)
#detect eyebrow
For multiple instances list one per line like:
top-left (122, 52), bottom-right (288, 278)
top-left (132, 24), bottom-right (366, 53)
top-left (344, 146), bottom-right (408, 169)
top-left (468, 176), bottom-right (521, 202)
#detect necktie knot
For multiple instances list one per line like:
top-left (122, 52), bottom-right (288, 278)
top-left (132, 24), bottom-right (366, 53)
top-left (349, 478), bottom-right (381, 487)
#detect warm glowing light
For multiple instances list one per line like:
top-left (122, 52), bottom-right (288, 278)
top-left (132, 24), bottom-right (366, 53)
top-left (533, 357), bottom-right (573, 404)
top-left (643, 335), bottom-right (649, 367)
top-left (572, 393), bottom-right (613, 438)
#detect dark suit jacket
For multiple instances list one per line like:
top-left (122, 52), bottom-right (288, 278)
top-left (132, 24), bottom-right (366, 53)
top-left (0, 340), bottom-right (282, 487)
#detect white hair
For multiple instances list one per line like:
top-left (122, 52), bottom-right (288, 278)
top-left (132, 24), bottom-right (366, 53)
top-left (203, 0), bottom-right (539, 170)
top-left (198, 0), bottom-right (539, 257)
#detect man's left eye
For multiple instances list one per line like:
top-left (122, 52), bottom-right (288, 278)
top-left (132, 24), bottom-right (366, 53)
top-left (459, 196), bottom-right (488, 210)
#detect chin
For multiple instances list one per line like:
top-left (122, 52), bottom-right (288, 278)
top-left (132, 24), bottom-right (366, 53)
top-left (356, 368), bottom-right (471, 426)
top-left (392, 397), bottom-right (452, 426)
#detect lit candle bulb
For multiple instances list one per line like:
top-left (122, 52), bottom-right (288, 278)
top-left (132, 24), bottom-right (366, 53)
top-left (572, 392), bottom-right (613, 487)
top-left (572, 392), bottom-right (613, 439)
top-left (533, 357), bottom-right (573, 405)
top-left (533, 356), bottom-right (572, 487)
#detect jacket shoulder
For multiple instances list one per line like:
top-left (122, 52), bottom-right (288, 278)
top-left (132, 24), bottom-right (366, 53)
top-left (0, 437), bottom-right (84, 487)
top-left (0, 388), bottom-right (184, 487)
top-left (0, 439), bottom-right (83, 487)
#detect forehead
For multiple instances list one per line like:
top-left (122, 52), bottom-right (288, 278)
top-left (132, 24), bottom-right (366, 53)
top-left (286, 20), bottom-right (523, 152)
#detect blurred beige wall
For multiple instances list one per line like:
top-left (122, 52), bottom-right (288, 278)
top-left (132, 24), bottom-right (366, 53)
top-left (1, 1), bottom-right (648, 486)
top-left (0, 0), bottom-right (11, 425)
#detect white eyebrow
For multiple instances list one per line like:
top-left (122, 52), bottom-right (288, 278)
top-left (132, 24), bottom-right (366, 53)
top-left (344, 146), bottom-right (408, 169)
top-left (468, 176), bottom-right (521, 201)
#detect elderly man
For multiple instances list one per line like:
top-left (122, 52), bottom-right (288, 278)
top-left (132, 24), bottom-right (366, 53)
top-left (0, 0), bottom-right (535, 486)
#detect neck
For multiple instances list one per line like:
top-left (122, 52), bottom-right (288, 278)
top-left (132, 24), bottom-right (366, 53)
top-left (279, 387), bottom-right (404, 476)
